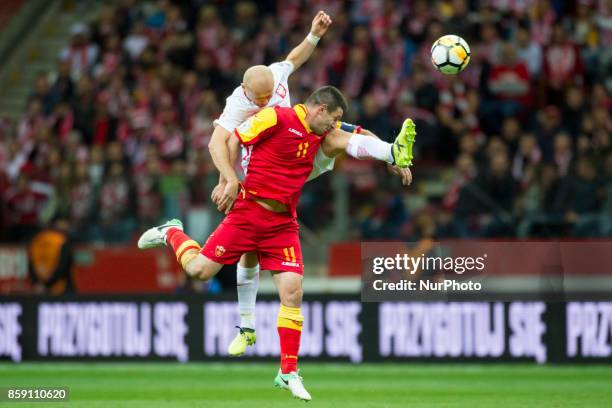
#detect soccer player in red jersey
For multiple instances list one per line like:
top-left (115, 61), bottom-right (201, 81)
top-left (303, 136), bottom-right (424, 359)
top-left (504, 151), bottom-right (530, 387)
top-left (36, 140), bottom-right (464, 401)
top-left (138, 86), bottom-right (415, 400)
top-left (208, 10), bottom-right (411, 359)
top-left (208, 11), bottom-right (336, 355)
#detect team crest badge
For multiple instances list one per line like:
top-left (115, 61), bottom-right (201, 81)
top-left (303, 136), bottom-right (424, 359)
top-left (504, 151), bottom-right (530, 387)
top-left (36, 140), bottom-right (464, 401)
top-left (275, 83), bottom-right (287, 99)
top-left (215, 245), bottom-right (226, 257)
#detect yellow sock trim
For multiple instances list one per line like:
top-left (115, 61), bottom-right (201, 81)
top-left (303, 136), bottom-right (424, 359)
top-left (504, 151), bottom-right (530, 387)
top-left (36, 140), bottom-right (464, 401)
top-left (279, 305), bottom-right (303, 321)
top-left (277, 305), bottom-right (303, 331)
top-left (277, 316), bottom-right (302, 331)
top-left (179, 250), bottom-right (199, 270)
top-left (176, 240), bottom-right (200, 258)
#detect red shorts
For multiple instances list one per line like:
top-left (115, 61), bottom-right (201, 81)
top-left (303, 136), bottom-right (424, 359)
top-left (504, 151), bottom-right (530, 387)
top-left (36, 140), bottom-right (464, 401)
top-left (201, 198), bottom-right (303, 274)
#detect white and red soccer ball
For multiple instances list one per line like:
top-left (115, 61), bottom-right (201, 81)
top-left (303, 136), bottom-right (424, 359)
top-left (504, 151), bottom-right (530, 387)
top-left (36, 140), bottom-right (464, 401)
top-left (430, 34), bottom-right (471, 75)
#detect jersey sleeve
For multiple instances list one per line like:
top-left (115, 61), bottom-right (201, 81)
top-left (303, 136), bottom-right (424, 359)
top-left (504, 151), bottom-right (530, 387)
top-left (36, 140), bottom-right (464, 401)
top-left (336, 121), bottom-right (363, 134)
top-left (234, 107), bottom-right (279, 146)
top-left (215, 92), bottom-right (249, 133)
top-left (269, 60), bottom-right (294, 80)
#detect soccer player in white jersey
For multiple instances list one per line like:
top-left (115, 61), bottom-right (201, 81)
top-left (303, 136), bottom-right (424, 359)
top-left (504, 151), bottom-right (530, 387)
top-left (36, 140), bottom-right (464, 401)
top-left (208, 11), bottom-right (413, 357)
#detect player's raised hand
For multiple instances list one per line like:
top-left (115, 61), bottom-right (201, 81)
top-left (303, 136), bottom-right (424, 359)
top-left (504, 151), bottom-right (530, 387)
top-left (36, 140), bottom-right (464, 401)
top-left (311, 10), bottom-right (332, 38)
top-left (387, 164), bottom-right (413, 186)
top-left (211, 182), bottom-right (225, 207)
top-left (217, 179), bottom-right (240, 214)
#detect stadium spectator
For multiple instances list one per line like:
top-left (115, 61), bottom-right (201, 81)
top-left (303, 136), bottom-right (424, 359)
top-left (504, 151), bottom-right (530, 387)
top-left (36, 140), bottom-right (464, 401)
top-left (5, 174), bottom-right (52, 242)
top-left (555, 156), bottom-right (603, 236)
top-left (98, 161), bottom-right (134, 242)
top-left (540, 23), bottom-right (584, 106)
top-left (29, 72), bottom-right (56, 115)
top-left (512, 133), bottom-right (542, 183)
top-left (553, 133), bottom-right (574, 177)
top-left (49, 60), bottom-right (75, 105)
top-left (516, 25), bottom-right (542, 78)
top-left (59, 23), bottom-right (100, 79)
top-left (536, 106), bottom-right (564, 162)
top-left (28, 216), bottom-right (75, 295)
top-left (482, 42), bottom-right (532, 134)
top-left (69, 161), bottom-right (97, 240)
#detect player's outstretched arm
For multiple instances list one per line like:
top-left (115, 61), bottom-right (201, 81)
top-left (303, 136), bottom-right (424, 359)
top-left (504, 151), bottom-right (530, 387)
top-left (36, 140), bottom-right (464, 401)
top-left (285, 10), bottom-right (332, 72)
top-left (211, 125), bottom-right (240, 206)
top-left (208, 125), bottom-right (241, 213)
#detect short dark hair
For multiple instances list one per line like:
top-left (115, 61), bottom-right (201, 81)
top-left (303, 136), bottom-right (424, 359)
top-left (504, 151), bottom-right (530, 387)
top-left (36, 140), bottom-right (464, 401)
top-left (306, 86), bottom-right (348, 114)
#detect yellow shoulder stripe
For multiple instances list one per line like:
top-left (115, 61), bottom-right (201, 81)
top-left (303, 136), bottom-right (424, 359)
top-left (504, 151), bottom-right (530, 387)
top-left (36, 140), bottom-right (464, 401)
top-left (293, 104), bottom-right (311, 133)
top-left (236, 107), bottom-right (277, 143)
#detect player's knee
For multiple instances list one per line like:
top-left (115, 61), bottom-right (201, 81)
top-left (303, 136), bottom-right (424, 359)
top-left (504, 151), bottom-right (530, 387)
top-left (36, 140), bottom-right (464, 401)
top-left (185, 257), bottom-right (218, 281)
top-left (185, 263), bottom-right (204, 280)
top-left (189, 265), bottom-right (213, 281)
top-left (204, 264), bottom-right (220, 281)
top-left (281, 284), bottom-right (303, 307)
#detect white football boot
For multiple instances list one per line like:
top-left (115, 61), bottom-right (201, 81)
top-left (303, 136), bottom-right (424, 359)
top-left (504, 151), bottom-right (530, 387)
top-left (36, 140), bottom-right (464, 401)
top-left (137, 219), bottom-right (183, 249)
top-left (274, 369), bottom-right (312, 401)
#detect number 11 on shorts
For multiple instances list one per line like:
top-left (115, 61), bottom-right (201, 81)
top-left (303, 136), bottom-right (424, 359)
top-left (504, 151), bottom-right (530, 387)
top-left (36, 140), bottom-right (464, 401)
top-left (283, 247), bottom-right (296, 262)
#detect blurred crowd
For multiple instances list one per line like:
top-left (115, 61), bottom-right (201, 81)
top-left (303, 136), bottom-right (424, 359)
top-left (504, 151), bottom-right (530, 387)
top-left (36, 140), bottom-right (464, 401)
top-left (0, 0), bottom-right (610, 245)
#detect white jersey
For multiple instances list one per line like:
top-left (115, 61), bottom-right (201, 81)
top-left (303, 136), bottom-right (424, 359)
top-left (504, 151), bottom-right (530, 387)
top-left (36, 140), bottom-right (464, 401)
top-left (214, 60), bottom-right (335, 177)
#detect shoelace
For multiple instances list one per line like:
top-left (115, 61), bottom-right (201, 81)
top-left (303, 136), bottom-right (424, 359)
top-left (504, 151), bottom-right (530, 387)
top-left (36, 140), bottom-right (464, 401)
top-left (236, 326), bottom-right (256, 345)
top-left (291, 370), bottom-right (304, 382)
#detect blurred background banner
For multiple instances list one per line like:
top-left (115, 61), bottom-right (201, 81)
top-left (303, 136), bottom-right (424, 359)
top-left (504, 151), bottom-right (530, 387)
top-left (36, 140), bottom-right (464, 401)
top-left (1, 296), bottom-right (611, 364)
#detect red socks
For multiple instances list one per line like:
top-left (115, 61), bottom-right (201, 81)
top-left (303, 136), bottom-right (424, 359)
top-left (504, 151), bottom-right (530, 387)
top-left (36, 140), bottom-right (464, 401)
top-left (166, 228), bottom-right (200, 269)
top-left (277, 304), bottom-right (303, 374)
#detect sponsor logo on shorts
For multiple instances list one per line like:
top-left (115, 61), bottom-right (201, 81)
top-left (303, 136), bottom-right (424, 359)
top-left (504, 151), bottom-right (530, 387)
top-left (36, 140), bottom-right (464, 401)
top-left (215, 245), bottom-right (226, 257)
top-left (281, 261), bottom-right (300, 268)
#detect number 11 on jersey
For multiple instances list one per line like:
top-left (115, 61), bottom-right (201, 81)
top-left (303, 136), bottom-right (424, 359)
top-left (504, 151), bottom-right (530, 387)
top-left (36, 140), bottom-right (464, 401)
top-left (296, 142), bottom-right (309, 158)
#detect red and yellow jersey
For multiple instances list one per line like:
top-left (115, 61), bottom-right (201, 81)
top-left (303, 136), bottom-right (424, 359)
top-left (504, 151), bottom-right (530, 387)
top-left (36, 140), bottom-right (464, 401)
top-left (234, 104), bottom-right (325, 215)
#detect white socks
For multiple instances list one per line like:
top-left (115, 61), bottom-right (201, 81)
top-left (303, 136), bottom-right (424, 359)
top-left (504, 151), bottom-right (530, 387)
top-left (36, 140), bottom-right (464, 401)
top-left (236, 264), bottom-right (260, 330)
top-left (346, 134), bottom-right (394, 163)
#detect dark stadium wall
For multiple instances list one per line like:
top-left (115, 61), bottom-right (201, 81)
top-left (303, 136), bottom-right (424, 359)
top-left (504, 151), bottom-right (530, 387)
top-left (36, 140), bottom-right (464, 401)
top-left (1, 295), bottom-right (611, 364)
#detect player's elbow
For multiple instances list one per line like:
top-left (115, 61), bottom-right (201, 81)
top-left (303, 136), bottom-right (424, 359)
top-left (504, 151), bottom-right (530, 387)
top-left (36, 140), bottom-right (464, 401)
top-left (286, 56), bottom-right (299, 70)
top-left (209, 127), bottom-right (231, 149)
top-left (208, 137), bottom-right (224, 157)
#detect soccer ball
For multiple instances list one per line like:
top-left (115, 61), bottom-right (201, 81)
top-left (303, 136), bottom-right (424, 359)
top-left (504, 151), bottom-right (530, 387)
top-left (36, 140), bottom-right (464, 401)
top-left (430, 35), bottom-right (471, 75)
